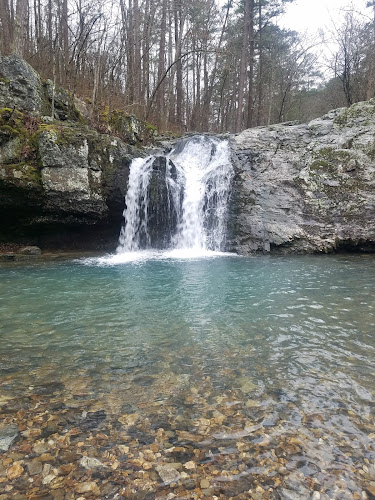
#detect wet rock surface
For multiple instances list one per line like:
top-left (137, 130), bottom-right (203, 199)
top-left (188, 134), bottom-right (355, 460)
top-left (0, 425), bottom-right (19, 452)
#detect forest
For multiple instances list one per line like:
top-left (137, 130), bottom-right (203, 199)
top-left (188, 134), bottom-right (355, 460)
top-left (0, 0), bottom-right (375, 133)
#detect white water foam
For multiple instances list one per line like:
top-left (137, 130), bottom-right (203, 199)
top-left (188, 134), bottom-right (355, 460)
top-left (81, 249), bottom-right (238, 267)
top-left (117, 135), bottom-right (233, 257)
top-left (83, 136), bottom-right (235, 265)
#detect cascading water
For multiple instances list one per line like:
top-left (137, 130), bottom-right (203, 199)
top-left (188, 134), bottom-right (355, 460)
top-left (117, 135), bottom-right (233, 255)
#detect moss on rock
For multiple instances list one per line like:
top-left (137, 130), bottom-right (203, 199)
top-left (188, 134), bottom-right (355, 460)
top-left (97, 107), bottom-right (156, 146)
top-left (334, 99), bottom-right (375, 127)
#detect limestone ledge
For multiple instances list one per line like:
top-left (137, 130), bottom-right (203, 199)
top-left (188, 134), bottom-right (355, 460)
top-left (228, 101), bottom-right (375, 254)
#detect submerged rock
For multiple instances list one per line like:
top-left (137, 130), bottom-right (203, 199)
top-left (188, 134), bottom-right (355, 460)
top-left (18, 246), bottom-right (41, 255)
top-left (156, 464), bottom-right (181, 484)
top-left (79, 456), bottom-right (106, 470)
top-left (0, 424), bottom-right (19, 452)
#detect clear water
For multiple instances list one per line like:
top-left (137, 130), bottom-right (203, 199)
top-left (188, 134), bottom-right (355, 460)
top-left (0, 254), bottom-right (374, 497)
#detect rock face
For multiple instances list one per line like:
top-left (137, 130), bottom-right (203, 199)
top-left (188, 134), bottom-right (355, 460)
top-left (0, 56), bottom-right (152, 249)
top-left (0, 55), bottom-right (45, 113)
top-left (228, 103), bottom-right (375, 254)
top-left (147, 156), bottom-right (179, 249)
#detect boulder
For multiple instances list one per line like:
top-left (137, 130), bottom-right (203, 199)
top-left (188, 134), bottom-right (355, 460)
top-left (0, 424), bottom-right (19, 452)
top-left (228, 101), bottom-right (375, 254)
top-left (0, 55), bottom-right (45, 114)
top-left (18, 246), bottom-right (41, 255)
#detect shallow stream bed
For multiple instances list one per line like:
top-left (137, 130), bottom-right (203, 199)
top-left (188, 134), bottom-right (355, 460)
top-left (0, 253), bottom-right (374, 499)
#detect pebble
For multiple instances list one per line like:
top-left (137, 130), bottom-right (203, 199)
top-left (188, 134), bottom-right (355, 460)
top-left (0, 365), bottom-right (373, 500)
top-left (184, 461), bottom-right (196, 469)
top-left (42, 474), bottom-right (56, 485)
top-left (200, 478), bottom-right (210, 488)
top-left (156, 465), bottom-right (181, 484)
top-left (0, 425), bottom-right (19, 452)
top-left (75, 481), bottom-right (100, 494)
top-left (6, 462), bottom-right (24, 480)
top-left (79, 456), bottom-right (105, 469)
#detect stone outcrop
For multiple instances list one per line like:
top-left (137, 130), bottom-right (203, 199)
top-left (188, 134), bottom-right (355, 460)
top-left (0, 55), bottom-right (45, 114)
top-left (228, 103), bottom-right (375, 254)
top-left (0, 55), bottom-right (152, 249)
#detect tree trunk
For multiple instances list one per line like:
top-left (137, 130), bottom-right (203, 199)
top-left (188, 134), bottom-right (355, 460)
top-left (142, 0), bottom-right (151, 112)
top-left (174, 0), bottom-right (184, 130)
top-left (202, 0), bottom-right (232, 132)
top-left (256, 0), bottom-right (263, 126)
top-left (0, 0), bottom-right (13, 54)
top-left (246, 0), bottom-right (255, 129)
top-left (156, 0), bottom-right (167, 123)
top-left (133, 0), bottom-right (141, 110)
top-left (235, 0), bottom-right (251, 133)
top-left (13, 0), bottom-right (28, 56)
top-left (61, 0), bottom-right (69, 85)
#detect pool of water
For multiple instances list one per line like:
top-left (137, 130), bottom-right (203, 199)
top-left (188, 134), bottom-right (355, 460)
top-left (0, 253), bottom-right (374, 499)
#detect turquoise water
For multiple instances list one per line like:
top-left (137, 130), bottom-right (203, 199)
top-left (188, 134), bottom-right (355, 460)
top-left (0, 253), bottom-right (375, 497)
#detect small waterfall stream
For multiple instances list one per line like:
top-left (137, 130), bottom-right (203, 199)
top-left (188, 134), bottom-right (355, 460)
top-left (117, 135), bottom-right (233, 255)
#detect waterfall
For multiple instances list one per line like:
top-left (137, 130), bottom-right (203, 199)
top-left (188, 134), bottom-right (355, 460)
top-left (117, 135), bottom-right (233, 254)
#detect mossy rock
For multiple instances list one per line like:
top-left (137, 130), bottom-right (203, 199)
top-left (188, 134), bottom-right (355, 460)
top-left (0, 108), bottom-right (40, 163)
top-left (334, 99), bottom-right (375, 127)
top-left (0, 163), bottom-right (42, 189)
top-left (44, 80), bottom-right (82, 121)
top-left (310, 147), bottom-right (354, 173)
top-left (98, 108), bottom-right (156, 146)
top-left (0, 108), bottom-right (25, 134)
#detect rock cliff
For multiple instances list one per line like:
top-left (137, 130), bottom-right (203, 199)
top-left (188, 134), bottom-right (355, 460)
top-left (228, 104), bottom-right (375, 254)
top-left (0, 55), bottom-right (153, 249)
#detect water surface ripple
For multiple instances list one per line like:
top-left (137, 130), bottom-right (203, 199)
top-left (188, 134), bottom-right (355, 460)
top-left (0, 254), bottom-right (374, 499)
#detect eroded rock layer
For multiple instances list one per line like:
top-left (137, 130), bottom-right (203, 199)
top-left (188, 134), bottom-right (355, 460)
top-left (0, 55), bottom-right (152, 249)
